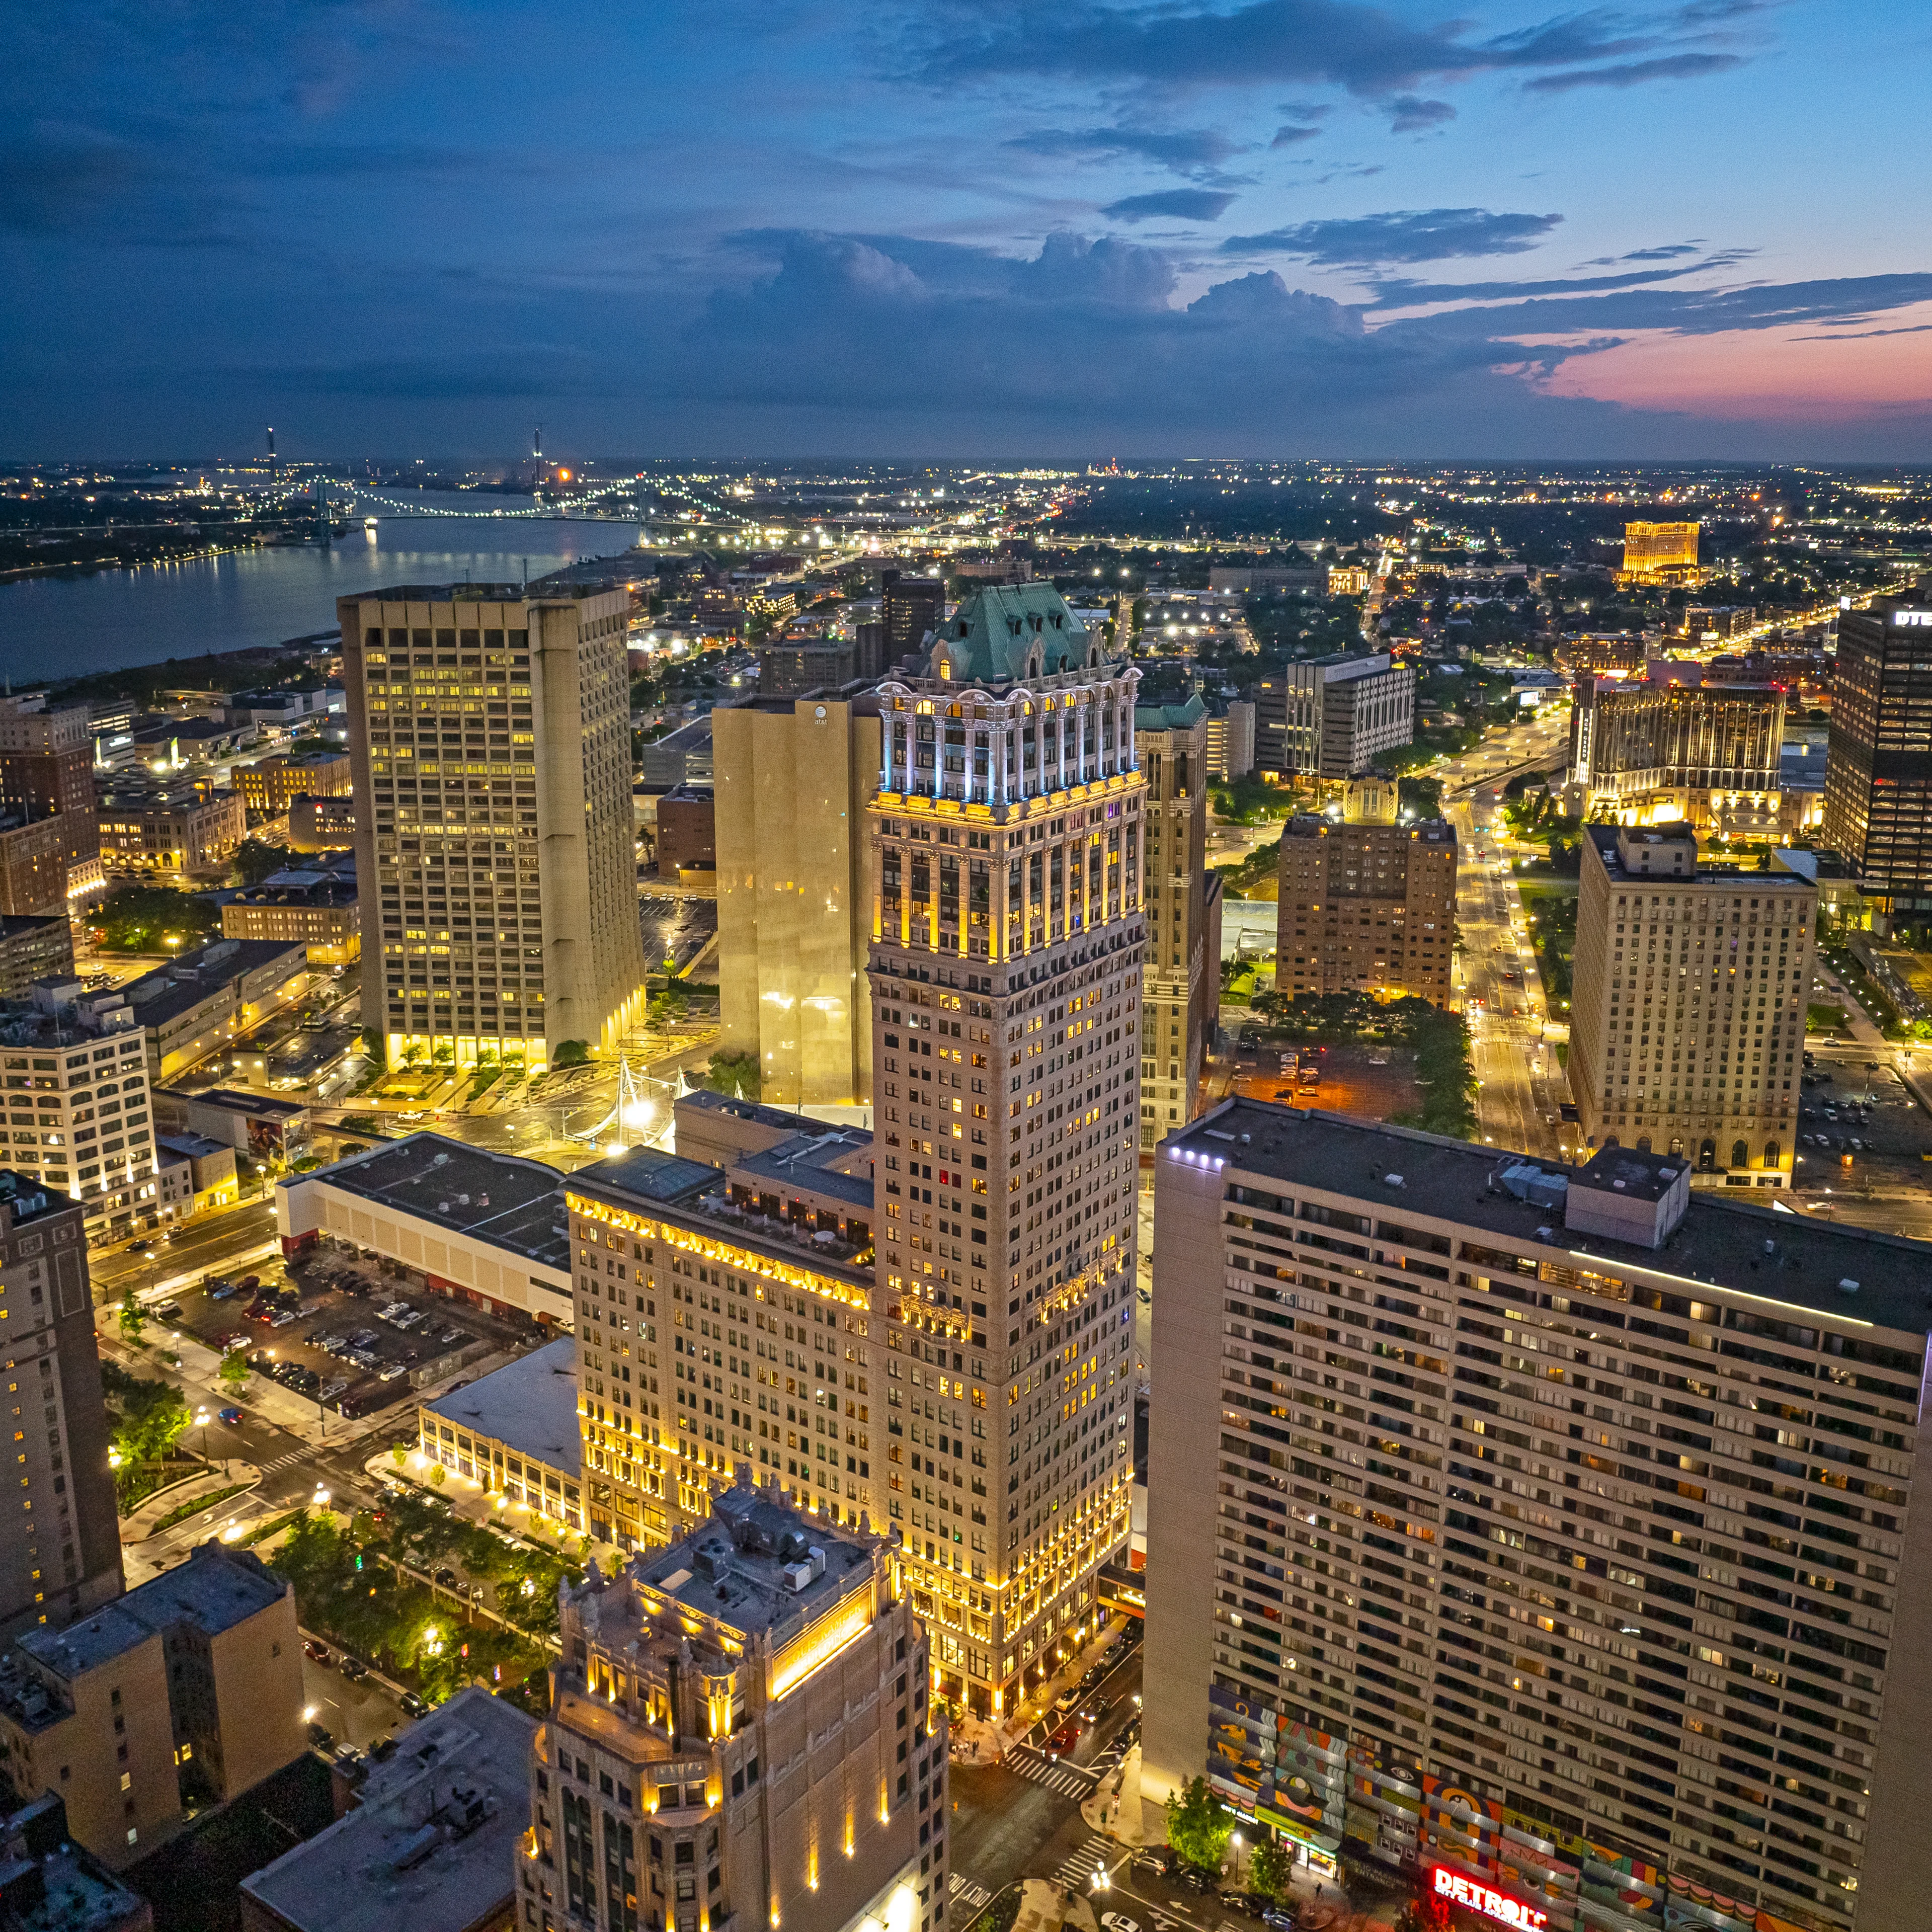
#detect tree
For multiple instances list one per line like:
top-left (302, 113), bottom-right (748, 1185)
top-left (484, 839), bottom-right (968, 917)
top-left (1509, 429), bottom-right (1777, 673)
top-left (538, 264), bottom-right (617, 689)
top-left (232, 838), bottom-right (294, 887)
top-left (1247, 1837), bottom-right (1295, 1903)
top-left (359, 1027), bottom-right (387, 1071)
top-left (704, 1050), bottom-right (761, 1101)
top-left (1165, 1776), bottom-right (1235, 1874)
top-left (117, 1286), bottom-right (146, 1347)
top-left (552, 1040), bottom-right (592, 1069)
top-left (91, 883), bottom-right (220, 952)
top-left (218, 1348), bottom-right (251, 1391)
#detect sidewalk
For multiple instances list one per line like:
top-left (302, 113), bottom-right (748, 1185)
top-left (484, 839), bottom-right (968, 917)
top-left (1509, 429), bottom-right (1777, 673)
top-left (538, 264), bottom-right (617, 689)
top-left (121, 1461), bottom-right (263, 1542)
top-left (947, 1618), bottom-right (1133, 1764)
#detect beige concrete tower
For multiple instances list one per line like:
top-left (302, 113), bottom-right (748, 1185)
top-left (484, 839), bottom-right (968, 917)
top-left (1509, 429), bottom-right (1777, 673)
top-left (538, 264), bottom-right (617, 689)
top-left (1135, 692), bottom-right (1211, 1150)
top-left (340, 586), bottom-right (646, 1071)
top-left (1569, 824), bottom-right (1814, 1186)
top-left (713, 694), bottom-right (881, 1111)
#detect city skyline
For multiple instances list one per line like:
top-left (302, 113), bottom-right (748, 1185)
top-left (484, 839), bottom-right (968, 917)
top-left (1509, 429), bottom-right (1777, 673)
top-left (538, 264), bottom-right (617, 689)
top-left (5, 1), bottom-right (1930, 455)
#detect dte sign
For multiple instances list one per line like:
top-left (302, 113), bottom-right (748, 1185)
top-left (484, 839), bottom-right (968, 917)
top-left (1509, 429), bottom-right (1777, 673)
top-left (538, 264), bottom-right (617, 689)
top-left (1429, 1866), bottom-right (1550, 1931)
top-left (1890, 610), bottom-right (1932, 628)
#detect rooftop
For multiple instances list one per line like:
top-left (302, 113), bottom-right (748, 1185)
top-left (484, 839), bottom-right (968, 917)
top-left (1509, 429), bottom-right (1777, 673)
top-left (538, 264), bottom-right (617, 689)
top-left (0, 1795), bottom-right (151, 1932)
top-left (1169, 1098), bottom-right (1932, 1343)
top-left (733, 1129), bottom-right (874, 1213)
top-left (166, 1087), bottom-right (307, 1123)
top-left (121, 940), bottom-right (308, 1028)
top-left (423, 1339), bottom-right (580, 1476)
top-left (1586, 824), bottom-right (1816, 892)
top-left (287, 1132), bottom-right (570, 1271)
top-left (11, 1606), bottom-right (153, 1683)
top-left (238, 1687), bottom-right (535, 1932)
top-left (626, 1477), bottom-right (880, 1639)
top-left (916, 583), bottom-right (1094, 683)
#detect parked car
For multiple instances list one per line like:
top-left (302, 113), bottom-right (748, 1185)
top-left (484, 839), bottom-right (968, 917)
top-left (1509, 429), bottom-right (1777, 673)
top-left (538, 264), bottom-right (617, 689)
top-left (269, 1310), bottom-right (299, 1328)
top-left (399, 1691), bottom-right (430, 1719)
top-left (125, 1239), bottom-right (150, 1254)
top-left (1132, 1849), bottom-right (1175, 1880)
top-left (433, 1567), bottom-right (459, 1588)
top-left (378, 1362), bottom-right (410, 1383)
top-left (339, 1656), bottom-right (370, 1682)
top-left (303, 1638), bottom-right (331, 1663)
top-left (156, 1301), bottom-right (183, 1321)
top-left (1053, 1688), bottom-right (1081, 1716)
top-left (306, 1722), bottom-right (333, 1750)
top-left (1178, 1868), bottom-right (1214, 1894)
top-left (207, 1278), bottom-right (238, 1299)
top-left (319, 1378), bottom-right (349, 1401)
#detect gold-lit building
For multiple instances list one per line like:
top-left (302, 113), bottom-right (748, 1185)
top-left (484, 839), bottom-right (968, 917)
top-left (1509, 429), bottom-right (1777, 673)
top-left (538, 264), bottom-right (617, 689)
top-left (525, 1481), bottom-right (945, 1932)
top-left (221, 881), bottom-right (360, 965)
top-left (233, 748), bottom-right (351, 817)
top-left (1620, 519), bottom-right (1702, 584)
top-left (713, 694), bottom-right (880, 1110)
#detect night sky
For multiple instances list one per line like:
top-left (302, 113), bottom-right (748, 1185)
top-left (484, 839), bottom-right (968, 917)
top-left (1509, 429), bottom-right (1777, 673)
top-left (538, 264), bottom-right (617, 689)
top-left (7, 0), bottom-right (1929, 458)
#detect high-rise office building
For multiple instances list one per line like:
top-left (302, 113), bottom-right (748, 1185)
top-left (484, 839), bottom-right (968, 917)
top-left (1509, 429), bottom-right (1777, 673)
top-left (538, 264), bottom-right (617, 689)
top-left (1620, 521), bottom-right (1702, 584)
top-left (0, 695), bottom-right (102, 907)
top-left (869, 583), bottom-right (1142, 1713)
top-left (1570, 677), bottom-right (1785, 836)
top-left (339, 586), bottom-right (646, 1070)
top-left (1256, 656), bottom-right (1414, 783)
top-left (1568, 825), bottom-right (1812, 1185)
top-left (1137, 693), bottom-right (1214, 1150)
top-left (1274, 790), bottom-right (1457, 1004)
top-left (880, 577), bottom-right (945, 664)
top-left (567, 586), bottom-right (1144, 1722)
top-left (0, 1174), bottom-right (123, 1644)
top-left (713, 693), bottom-right (881, 1110)
top-left (524, 1479), bottom-right (945, 1932)
top-left (1822, 596), bottom-right (1932, 901)
top-left (1143, 1099), bottom-right (1932, 1932)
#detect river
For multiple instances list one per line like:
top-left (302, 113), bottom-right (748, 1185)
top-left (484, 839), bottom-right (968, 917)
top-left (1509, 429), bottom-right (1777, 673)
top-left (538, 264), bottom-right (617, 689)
top-left (0, 494), bottom-right (652, 685)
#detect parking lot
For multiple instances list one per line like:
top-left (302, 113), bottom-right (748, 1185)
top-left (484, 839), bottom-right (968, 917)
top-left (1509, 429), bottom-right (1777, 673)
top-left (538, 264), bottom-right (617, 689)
top-left (159, 1248), bottom-right (547, 1423)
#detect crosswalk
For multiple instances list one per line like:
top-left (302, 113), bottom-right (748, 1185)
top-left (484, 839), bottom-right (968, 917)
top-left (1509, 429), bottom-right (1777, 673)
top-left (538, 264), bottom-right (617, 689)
top-left (946, 1876), bottom-right (990, 1914)
top-left (260, 1450), bottom-right (310, 1476)
top-left (1005, 1744), bottom-right (1101, 1799)
top-left (1050, 1835), bottom-right (1114, 1890)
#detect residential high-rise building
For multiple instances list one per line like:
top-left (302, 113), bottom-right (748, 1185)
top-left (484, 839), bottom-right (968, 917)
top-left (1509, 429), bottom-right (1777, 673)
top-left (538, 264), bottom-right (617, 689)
top-left (880, 576), bottom-right (945, 663)
top-left (713, 694), bottom-right (881, 1110)
top-left (1256, 656), bottom-right (1415, 783)
top-left (1570, 676), bottom-right (1785, 836)
top-left (1822, 596), bottom-right (1932, 900)
top-left (524, 1479), bottom-right (945, 1932)
top-left (0, 1174), bottom-right (122, 1645)
top-left (1620, 520), bottom-right (1702, 584)
top-left (338, 585), bottom-right (646, 1071)
top-left (1274, 791), bottom-right (1457, 1004)
top-left (0, 695), bottom-right (102, 906)
top-left (1143, 1099), bottom-right (1932, 1932)
top-left (1568, 825), bottom-right (1813, 1184)
top-left (1136, 692), bottom-right (1213, 1150)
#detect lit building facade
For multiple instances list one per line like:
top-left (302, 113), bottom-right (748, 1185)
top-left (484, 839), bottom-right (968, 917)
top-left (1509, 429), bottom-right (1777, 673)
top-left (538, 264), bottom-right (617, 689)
top-left (1568, 826), bottom-right (1813, 1185)
top-left (1570, 679), bottom-right (1785, 838)
top-left (869, 584), bottom-right (1142, 1716)
top-left (524, 1479), bottom-right (946, 1932)
top-left (1145, 1099), bottom-right (1932, 1932)
top-left (1621, 522), bottom-right (1703, 585)
top-left (1822, 598), bottom-right (1932, 908)
top-left (339, 586), bottom-right (646, 1071)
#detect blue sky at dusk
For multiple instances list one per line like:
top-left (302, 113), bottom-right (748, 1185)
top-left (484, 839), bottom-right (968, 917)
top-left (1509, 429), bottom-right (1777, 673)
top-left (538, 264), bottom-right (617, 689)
top-left (5, 0), bottom-right (1929, 457)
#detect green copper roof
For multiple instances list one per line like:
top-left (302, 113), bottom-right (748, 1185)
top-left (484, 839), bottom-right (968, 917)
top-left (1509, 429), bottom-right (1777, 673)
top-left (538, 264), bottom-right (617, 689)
top-left (921, 583), bottom-right (1096, 683)
top-left (1134, 690), bottom-right (1207, 731)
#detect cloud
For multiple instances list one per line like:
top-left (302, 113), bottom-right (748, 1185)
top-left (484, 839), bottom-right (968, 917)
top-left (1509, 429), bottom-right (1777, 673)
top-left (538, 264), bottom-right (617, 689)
top-left (1525, 51), bottom-right (1745, 92)
top-left (920, 0), bottom-right (1767, 104)
top-left (1620, 243), bottom-right (1703, 261)
top-left (1388, 95), bottom-right (1456, 131)
top-left (1271, 124), bottom-right (1322, 146)
top-left (1225, 207), bottom-right (1563, 266)
top-left (1012, 125), bottom-right (1243, 179)
top-left (1371, 248), bottom-right (1757, 305)
top-left (1102, 188), bottom-right (1237, 221)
